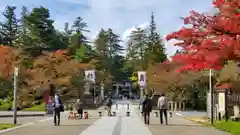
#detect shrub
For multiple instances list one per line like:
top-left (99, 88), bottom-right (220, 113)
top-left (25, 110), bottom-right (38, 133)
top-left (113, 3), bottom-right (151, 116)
top-left (0, 102), bottom-right (12, 111)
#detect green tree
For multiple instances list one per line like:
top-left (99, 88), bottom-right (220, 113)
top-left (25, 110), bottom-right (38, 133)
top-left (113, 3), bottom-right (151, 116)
top-left (17, 6), bottom-right (32, 48)
top-left (62, 22), bottom-right (72, 45)
top-left (94, 29), bottom-right (108, 56)
top-left (69, 17), bottom-right (89, 53)
top-left (145, 12), bottom-right (166, 66)
top-left (106, 28), bottom-right (123, 58)
top-left (0, 5), bottom-right (19, 47)
top-left (94, 29), bottom-right (110, 70)
top-left (125, 40), bottom-right (138, 70)
top-left (129, 27), bottom-right (148, 70)
top-left (23, 6), bottom-right (56, 54)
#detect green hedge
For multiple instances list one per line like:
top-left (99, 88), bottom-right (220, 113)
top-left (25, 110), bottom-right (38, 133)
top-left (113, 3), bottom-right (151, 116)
top-left (22, 103), bottom-right (45, 111)
top-left (0, 100), bottom-right (45, 111)
top-left (0, 101), bottom-right (12, 111)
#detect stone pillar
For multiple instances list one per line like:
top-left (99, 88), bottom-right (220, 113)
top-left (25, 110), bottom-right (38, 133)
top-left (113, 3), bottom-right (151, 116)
top-left (182, 101), bottom-right (185, 111)
top-left (114, 84), bottom-right (119, 98)
top-left (179, 101), bottom-right (182, 111)
top-left (174, 102), bottom-right (177, 111)
top-left (233, 105), bottom-right (240, 118)
top-left (101, 89), bottom-right (104, 100)
top-left (140, 87), bottom-right (144, 99)
top-left (100, 82), bottom-right (104, 101)
top-left (170, 101), bottom-right (174, 111)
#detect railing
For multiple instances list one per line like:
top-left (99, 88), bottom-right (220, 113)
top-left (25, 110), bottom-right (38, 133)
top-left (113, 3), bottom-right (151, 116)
top-left (227, 94), bottom-right (240, 106)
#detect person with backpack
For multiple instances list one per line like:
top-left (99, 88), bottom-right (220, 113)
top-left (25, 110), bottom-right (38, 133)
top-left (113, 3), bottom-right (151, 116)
top-left (52, 93), bottom-right (63, 126)
top-left (142, 94), bottom-right (152, 124)
top-left (106, 97), bottom-right (112, 116)
top-left (157, 93), bottom-right (168, 125)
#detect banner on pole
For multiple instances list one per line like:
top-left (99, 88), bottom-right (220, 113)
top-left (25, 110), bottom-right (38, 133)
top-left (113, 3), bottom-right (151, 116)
top-left (84, 70), bottom-right (95, 83)
top-left (138, 71), bottom-right (146, 87)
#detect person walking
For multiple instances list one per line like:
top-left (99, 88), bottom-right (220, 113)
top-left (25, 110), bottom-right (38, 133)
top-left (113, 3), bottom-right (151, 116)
top-left (106, 97), bottom-right (112, 116)
top-left (75, 97), bottom-right (83, 119)
top-left (157, 93), bottom-right (168, 125)
top-left (142, 94), bottom-right (152, 125)
top-left (52, 93), bottom-right (63, 126)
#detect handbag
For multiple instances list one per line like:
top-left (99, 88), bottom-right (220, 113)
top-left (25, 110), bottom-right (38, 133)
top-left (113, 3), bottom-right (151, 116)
top-left (60, 104), bottom-right (64, 112)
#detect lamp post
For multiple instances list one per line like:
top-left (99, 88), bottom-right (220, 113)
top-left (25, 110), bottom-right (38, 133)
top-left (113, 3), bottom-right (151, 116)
top-left (209, 69), bottom-right (214, 125)
top-left (13, 67), bottom-right (18, 124)
top-left (100, 81), bottom-right (104, 101)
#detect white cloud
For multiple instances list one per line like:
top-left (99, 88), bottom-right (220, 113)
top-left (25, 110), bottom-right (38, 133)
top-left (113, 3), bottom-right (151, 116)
top-left (57, 0), bottom-right (89, 5)
top-left (122, 22), bottom-right (149, 42)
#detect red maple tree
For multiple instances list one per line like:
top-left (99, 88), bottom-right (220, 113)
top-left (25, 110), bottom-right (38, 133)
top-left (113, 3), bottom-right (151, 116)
top-left (0, 45), bottom-right (14, 81)
top-left (166, 0), bottom-right (240, 72)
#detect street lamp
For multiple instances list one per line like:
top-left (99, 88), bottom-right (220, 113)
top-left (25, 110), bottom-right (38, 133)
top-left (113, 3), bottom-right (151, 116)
top-left (13, 67), bottom-right (18, 124)
top-left (209, 69), bottom-right (214, 125)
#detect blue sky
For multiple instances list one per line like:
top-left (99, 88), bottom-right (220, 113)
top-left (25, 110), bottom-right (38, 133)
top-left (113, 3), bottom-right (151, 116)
top-left (0, 0), bottom-right (213, 56)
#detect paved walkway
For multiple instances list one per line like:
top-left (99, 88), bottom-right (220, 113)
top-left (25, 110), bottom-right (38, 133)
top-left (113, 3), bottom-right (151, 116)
top-left (0, 110), bottom-right (99, 135)
top-left (0, 101), bottom-right (231, 135)
top-left (79, 103), bottom-right (152, 135)
top-left (143, 111), bottom-right (230, 135)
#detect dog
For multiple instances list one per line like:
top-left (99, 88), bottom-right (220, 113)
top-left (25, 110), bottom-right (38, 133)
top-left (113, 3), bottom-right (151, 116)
top-left (68, 111), bottom-right (74, 120)
top-left (68, 110), bottom-right (80, 120)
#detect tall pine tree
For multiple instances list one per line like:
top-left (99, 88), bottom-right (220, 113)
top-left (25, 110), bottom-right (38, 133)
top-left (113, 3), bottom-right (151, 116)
top-left (23, 6), bottom-right (56, 54)
top-left (146, 12), bottom-right (166, 65)
top-left (106, 28), bottom-right (123, 58)
top-left (0, 6), bottom-right (19, 47)
top-left (70, 17), bottom-right (89, 53)
top-left (94, 29), bottom-right (110, 71)
top-left (95, 29), bottom-right (108, 56)
top-left (129, 27), bottom-right (148, 70)
top-left (17, 6), bottom-right (32, 48)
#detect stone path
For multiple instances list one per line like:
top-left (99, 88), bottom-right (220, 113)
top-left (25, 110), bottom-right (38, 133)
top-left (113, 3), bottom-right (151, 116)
top-left (0, 101), bottom-right (231, 135)
top-left (0, 111), bottom-right (99, 135)
top-left (144, 111), bottom-right (230, 135)
top-left (79, 103), bottom-right (152, 135)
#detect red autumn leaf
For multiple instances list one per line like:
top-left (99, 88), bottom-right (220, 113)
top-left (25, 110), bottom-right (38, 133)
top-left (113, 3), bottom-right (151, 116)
top-left (166, 0), bottom-right (240, 72)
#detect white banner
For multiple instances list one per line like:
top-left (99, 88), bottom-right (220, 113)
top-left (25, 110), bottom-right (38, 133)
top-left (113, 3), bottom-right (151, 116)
top-left (138, 71), bottom-right (146, 86)
top-left (218, 92), bottom-right (225, 112)
top-left (84, 70), bottom-right (95, 83)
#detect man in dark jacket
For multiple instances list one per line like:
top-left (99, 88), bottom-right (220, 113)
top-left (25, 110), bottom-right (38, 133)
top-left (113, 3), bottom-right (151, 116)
top-left (142, 94), bottom-right (152, 124)
top-left (52, 93), bottom-right (63, 126)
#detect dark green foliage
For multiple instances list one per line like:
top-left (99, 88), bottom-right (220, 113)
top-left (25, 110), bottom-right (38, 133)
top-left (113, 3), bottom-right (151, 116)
top-left (0, 6), bottom-right (19, 47)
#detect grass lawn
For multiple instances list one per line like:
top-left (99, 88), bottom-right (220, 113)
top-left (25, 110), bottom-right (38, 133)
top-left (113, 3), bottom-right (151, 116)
top-left (0, 124), bottom-right (15, 130)
top-left (185, 116), bottom-right (210, 126)
top-left (186, 117), bottom-right (240, 135)
top-left (214, 120), bottom-right (240, 135)
top-left (22, 103), bottom-right (45, 111)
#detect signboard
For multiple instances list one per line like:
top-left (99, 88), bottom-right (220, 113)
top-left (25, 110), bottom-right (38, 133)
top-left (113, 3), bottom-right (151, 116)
top-left (218, 92), bottom-right (225, 112)
top-left (138, 71), bottom-right (146, 86)
top-left (85, 70), bottom-right (95, 83)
